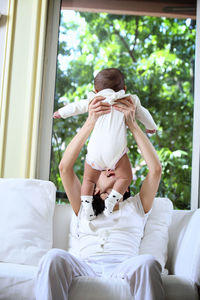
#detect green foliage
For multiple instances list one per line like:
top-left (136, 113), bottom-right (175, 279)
top-left (50, 11), bottom-right (196, 209)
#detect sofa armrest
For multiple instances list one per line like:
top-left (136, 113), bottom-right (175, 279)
top-left (167, 209), bottom-right (200, 287)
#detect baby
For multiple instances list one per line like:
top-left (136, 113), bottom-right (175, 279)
top-left (54, 68), bottom-right (157, 220)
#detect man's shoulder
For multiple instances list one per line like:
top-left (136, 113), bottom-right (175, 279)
top-left (124, 193), bottom-right (149, 217)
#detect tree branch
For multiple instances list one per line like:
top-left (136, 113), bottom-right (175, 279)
top-left (113, 29), bottom-right (136, 63)
top-left (134, 16), bottom-right (139, 48)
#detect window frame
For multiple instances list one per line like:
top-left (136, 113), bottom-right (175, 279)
top-left (37, 0), bottom-right (200, 209)
top-left (36, 0), bottom-right (61, 180)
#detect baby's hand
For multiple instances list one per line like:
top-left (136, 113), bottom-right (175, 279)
top-left (146, 129), bottom-right (156, 134)
top-left (53, 111), bottom-right (61, 119)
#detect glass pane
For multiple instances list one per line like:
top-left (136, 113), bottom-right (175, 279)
top-left (50, 9), bottom-right (196, 209)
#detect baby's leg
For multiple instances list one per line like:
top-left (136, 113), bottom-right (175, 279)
top-left (113, 153), bottom-right (133, 195)
top-left (81, 161), bottom-right (101, 220)
top-left (104, 154), bottom-right (132, 216)
top-left (81, 161), bottom-right (101, 195)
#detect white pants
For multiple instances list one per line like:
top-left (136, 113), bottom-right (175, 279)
top-left (34, 249), bottom-right (165, 300)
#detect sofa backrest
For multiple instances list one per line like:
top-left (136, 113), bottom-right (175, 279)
top-left (53, 204), bottom-right (72, 251)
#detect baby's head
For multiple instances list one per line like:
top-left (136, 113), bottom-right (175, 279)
top-left (94, 68), bottom-right (125, 92)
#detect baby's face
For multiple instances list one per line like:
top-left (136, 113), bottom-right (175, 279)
top-left (94, 170), bottom-right (116, 200)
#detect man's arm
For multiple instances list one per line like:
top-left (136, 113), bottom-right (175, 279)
top-left (59, 119), bottom-right (95, 215)
top-left (113, 97), bottom-right (162, 213)
top-left (129, 121), bottom-right (162, 213)
top-left (59, 97), bottom-right (110, 215)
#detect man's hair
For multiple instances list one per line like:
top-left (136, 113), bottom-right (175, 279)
top-left (92, 187), bottom-right (131, 216)
top-left (94, 68), bottom-right (125, 92)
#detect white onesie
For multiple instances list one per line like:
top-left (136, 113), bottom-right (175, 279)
top-left (59, 89), bottom-right (157, 170)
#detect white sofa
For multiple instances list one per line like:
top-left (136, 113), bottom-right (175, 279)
top-left (0, 179), bottom-right (200, 300)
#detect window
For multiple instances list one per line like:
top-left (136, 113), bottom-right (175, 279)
top-left (50, 8), bottom-right (196, 209)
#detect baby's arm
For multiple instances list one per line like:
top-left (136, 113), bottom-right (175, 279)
top-left (54, 99), bottom-right (90, 119)
top-left (53, 111), bottom-right (61, 119)
top-left (132, 95), bottom-right (157, 132)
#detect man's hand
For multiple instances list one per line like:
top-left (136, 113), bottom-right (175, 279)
top-left (87, 96), bottom-right (111, 126)
top-left (113, 96), bottom-right (136, 130)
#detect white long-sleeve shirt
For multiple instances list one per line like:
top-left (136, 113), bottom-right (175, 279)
top-left (58, 89), bottom-right (157, 170)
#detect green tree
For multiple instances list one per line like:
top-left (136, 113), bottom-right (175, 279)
top-left (50, 11), bottom-right (196, 209)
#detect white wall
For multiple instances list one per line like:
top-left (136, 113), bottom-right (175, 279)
top-left (0, 0), bottom-right (8, 112)
top-left (0, 0), bottom-right (48, 178)
top-left (191, 0), bottom-right (200, 209)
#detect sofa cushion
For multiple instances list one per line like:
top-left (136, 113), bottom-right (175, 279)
top-left (0, 262), bottom-right (198, 300)
top-left (139, 197), bottom-right (173, 272)
top-left (162, 274), bottom-right (199, 300)
top-left (0, 262), bottom-right (37, 300)
top-left (0, 179), bottom-right (56, 266)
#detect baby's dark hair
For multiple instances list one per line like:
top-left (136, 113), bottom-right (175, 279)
top-left (92, 187), bottom-right (131, 216)
top-left (94, 68), bottom-right (125, 92)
